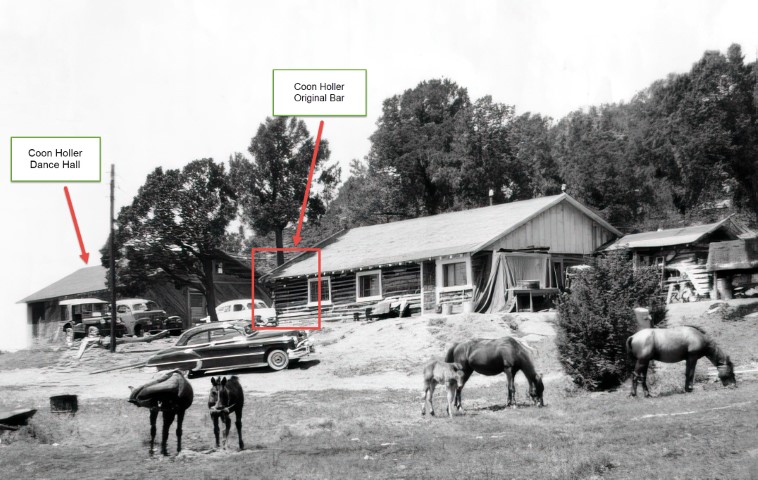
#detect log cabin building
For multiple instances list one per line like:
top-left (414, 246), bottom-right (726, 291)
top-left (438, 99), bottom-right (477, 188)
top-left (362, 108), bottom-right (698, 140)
top-left (262, 193), bottom-right (621, 324)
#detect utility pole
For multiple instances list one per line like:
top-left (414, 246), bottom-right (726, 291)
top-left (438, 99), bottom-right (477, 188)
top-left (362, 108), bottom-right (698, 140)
top-left (109, 164), bottom-right (117, 352)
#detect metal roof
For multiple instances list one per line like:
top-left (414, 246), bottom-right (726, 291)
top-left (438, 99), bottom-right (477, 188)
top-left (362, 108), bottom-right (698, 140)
top-left (267, 194), bottom-right (620, 279)
top-left (18, 266), bottom-right (108, 304)
top-left (603, 217), bottom-right (749, 251)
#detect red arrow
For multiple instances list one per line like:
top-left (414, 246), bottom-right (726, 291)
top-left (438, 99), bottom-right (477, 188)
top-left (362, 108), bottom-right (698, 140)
top-left (64, 186), bottom-right (90, 264)
top-left (293, 120), bottom-right (324, 247)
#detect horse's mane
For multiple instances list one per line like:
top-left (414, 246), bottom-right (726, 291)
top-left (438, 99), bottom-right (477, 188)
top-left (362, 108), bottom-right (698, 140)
top-left (508, 336), bottom-right (536, 352)
top-left (684, 325), bottom-right (708, 336)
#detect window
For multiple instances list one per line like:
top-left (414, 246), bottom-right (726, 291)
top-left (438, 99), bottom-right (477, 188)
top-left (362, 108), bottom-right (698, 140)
top-left (210, 327), bottom-right (241, 343)
top-left (185, 331), bottom-right (211, 346)
top-left (443, 261), bottom-right (467, 287)
top-left (356, 270), bottom-right (382, 301)
top-left (232, 304), bottom-right (245, 312)
top-left (308, 276), bottom-right (332, 305)
top-left (117, 305), bottom-right (129, 314)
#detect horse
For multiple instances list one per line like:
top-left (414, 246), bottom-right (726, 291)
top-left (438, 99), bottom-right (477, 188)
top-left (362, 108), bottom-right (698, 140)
top-left (446, 337), bottom-right (544, 411)
top-left (627, 325), bottom-right (736, 397)
top-left (421, 360), bottom-right (465, 418)
top-left (128, 369), bottom-right (194, 456)
top-left (208, 376), bottom-right (244, 450)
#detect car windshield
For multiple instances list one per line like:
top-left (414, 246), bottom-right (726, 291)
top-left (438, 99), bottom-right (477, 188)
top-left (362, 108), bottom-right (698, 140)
top-left (132, 301), bottom-right (160, 311)
top-left (254, 300), bottom-right (269, 309)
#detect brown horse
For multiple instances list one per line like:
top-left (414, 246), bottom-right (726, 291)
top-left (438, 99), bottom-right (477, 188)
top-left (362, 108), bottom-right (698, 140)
top-left (129, 369), bottom-right (194, 456)
top-left (208, 376), bottom-right (244, 450)
top-left (627, 326), bottom-right (736, 397)
top-left (421, 360), bottom-right (465, 418)
top-left (446, 337), bottom-right (544, 410)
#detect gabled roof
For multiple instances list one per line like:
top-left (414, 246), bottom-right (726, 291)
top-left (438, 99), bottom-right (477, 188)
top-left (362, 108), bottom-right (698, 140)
top-left (267, 193), bottom-right (620, 279)
top-left (19, 266), bottom-right (107, 303)
top-left (603, 217), bottom-right (751, 251)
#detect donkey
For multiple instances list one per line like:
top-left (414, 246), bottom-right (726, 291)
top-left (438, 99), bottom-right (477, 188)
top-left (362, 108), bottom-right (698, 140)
top-left (627, 325), bottom-right (736, 397)
top-left (208, 376), bottom-right (245, 450)
top-left (446, 337), bottom-right (544, 411)
top-left (128, 369), bottom-right (194, 456)
top-left (421, 360), bottom-right (465, 418)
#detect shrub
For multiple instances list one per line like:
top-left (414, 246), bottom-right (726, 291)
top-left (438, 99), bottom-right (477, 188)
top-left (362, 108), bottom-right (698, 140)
top-left (556, 251), bottom-right (661, 390)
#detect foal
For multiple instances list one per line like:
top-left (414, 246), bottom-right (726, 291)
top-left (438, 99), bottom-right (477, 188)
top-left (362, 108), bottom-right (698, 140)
top-left (208, 376), bottom-right (245, 450)
top-left (421, 360), bottom-right (465, 418)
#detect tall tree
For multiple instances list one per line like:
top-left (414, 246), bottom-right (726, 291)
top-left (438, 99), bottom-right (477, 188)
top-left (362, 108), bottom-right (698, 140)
top-left (509, 112), bottom-right (563, 198)
top-left (230, 117), bottom-right (333, 266)
top-left (104, 159), bottom-right (237, 322)
top-left (369, 79), bottom-right (471, 216)
top-left (454, 96), bottom-right (516, 208)
top-left (720, 45), bottom-right (758, 221)
top-left (551, 105), bottom-right (647, 227)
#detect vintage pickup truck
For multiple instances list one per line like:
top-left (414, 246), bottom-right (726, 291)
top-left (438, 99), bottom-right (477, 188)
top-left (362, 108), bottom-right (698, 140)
top-left (116, 299), bottom-right (183, 336)
top-left (59, 298), bottom-right (127, 342)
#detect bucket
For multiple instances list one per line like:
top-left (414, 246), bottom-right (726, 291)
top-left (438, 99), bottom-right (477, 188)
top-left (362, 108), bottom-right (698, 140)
top-left (441, 304), bottom-right (452, 315)
top-left (716, 278), bottom-right (733, 300)
top-left (50, 395), bottom-right (78, 414)
top-left (633, 307), bottom-right (651, 329)
top-left (462, 301), bottom-right (473, 314)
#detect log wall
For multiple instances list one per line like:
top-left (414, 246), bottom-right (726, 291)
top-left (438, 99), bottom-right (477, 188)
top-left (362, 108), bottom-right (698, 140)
top-left (270, 263), bottom-right (422, 324)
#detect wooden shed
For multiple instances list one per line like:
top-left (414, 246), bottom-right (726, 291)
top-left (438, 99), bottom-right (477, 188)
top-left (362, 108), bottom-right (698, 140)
top-left (707, 238), bottom-right (758, 297)
top-left (602, 217), bottom-right (753, 298)
top-left (263, 193), bottom-right (621, 323)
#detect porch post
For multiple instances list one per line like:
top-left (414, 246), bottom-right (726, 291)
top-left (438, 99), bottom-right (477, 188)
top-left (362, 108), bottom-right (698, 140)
top-left (419, 261), bottom-right (425, 315)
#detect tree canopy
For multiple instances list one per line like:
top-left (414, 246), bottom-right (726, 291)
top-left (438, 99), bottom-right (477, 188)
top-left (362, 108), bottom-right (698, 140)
top-left (103, 158), bottom-right (236, 322)
top-left (328, 44), bottom-right (758, 234)
top-left (230, 117), bottom-right (335, 265)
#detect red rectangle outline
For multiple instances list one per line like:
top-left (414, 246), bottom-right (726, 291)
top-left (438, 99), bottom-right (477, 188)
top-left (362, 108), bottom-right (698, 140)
top-left (251, 247), bottom-right (322, 331)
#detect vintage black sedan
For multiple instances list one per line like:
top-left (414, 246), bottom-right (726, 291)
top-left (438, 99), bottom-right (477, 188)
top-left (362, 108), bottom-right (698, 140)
top-left (145, 323), bottom-right (313, 375)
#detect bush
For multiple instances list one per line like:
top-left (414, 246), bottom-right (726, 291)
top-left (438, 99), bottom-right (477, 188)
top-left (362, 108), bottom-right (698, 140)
top-left (556, 252), bottom-right (661, 390)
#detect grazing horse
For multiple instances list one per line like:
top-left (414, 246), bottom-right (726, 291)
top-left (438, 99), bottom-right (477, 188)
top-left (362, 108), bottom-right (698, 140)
top-left (129, 369), bottom-right (194, 456)
top-left (208, 376), bottom-right (244, 450)
top-left (446, 337), bottom-right (544, 411)
top-left (627, 326), bottom-right (736, 397)
top-left (421, 360), bottom-right (465, 418)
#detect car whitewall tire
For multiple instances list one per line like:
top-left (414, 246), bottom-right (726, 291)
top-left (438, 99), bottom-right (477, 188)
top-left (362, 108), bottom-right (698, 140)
top-left (267, 349), bottom-right (289, 371)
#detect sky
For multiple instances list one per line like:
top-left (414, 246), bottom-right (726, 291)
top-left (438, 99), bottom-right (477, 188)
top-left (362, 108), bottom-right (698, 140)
top-left (1, 0), bottom-right (758, 350)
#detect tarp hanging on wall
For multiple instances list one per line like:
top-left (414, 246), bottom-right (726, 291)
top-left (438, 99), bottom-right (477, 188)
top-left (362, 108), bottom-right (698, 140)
top-left (474, 252), bottom-right (550, 314)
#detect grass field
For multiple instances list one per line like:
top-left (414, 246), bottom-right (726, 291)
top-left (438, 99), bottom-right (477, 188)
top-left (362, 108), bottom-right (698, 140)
top-left (2, 378), bottom-right (757, 480)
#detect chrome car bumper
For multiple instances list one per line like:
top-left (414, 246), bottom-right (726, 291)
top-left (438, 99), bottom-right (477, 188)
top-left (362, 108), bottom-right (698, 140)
top-left (288, 340), bottom-right (314, 360)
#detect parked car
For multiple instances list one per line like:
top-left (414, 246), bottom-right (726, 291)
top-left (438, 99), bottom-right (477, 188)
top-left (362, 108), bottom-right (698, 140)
top-left (59, 298), bottom-right (127, 342)
top-left (199, 299), bottom-right (278, 327)
top-left (145, 323), bottom-right (313, 375)
top-left (116, 299), bottom-right (183, 336)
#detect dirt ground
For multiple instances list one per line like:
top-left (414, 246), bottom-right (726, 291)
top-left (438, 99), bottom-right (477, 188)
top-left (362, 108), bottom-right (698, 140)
top-left (0, 311), bottom-right (562, 404)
